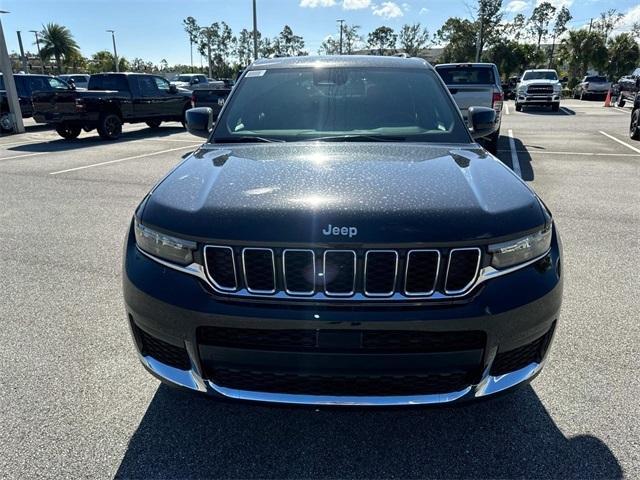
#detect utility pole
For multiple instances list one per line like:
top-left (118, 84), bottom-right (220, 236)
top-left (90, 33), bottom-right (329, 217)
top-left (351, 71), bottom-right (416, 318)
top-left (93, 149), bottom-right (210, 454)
top-left (107, 30), bottom-right (119, 72)
top-left (587, 18), bottom-right (593, 34)
top-left (16, 30), bottom-right (28, 73)
top-left (29, 30), bottom-right (42, 73)
top-left (252, 0), bottom-right (259, 60)
top-left (0, 11), bottom-right (25, 133)
top-left (337, 19), bottom-right (345, 55)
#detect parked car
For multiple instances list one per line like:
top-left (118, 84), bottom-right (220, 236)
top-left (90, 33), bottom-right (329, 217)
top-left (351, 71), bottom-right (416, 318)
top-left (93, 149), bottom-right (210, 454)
top-left (503, 75), bottom-right (520, 100)
top-left (190, 86), bottom-right (232, 118)
top-left (32, 72), bottom-right (192, 140)
top-left (0, 73), bottom-right (68, 132)
top-left (58, 74), bottom-right (90, 90)
top-left (434, 62), bottom-right (503, 153)
top-left (573, 75), bottom-right (611, 100)
top-left (614, 67), bottom-right (640, 107)
top-left (124, 56), bottom-right (562, 406)
top-left (515, 69), bottom-right (562, 112)
top-left (170, 73), bottom-right (213, 90)
top-left (630, 95), bottom-right (640, 140)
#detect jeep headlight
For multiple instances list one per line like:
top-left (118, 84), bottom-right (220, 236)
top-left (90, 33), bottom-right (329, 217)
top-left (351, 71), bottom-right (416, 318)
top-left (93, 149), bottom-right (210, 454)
top-left (134, 220), bottom-right (197, 265)
top-left (489, 226), bottom-right (552, 269)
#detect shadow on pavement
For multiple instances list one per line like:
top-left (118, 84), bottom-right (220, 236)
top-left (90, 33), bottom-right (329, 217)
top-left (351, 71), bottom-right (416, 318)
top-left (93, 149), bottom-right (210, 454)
top-left (520, 106), bottom-right (575, 115)
top-left (497, 135), bottom-right (534, 181)
top-left (6, 126), bottom-right (187, 153)
top-left (115, 384), bottom-right (622, 479)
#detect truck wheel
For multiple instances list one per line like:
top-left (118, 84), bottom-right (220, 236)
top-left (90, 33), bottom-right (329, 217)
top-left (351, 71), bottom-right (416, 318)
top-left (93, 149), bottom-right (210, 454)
top-left (515, 103), bottom-right (522, 112)
top-left (146, 120), bottom-right (162, 129)
top-left (0, 113), bottom-right (13, 133)
top-left (630, 109), bottom-right (640, 141)
top-left (551, 103), bottom-right (560, 112)
top-left (55, 124), bottom-right (81, 140)
top-left (616, 97), bottom-right (625, 108)
top-left (97, 113), bottom-right (122, 140)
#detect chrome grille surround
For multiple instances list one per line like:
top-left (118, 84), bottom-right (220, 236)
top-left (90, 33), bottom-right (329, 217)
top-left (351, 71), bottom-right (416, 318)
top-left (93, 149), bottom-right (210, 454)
top-left (364, 250), bottom-right (399, 297)
top-left (323, 250), bottom-right (357, 297)
top-left (241, 248), bottom-right (276, 294)
top-left (404, 249), bottom-right (440, 296)
top-left (444, 248), bottom-right (482, 295)
top-left (203, 245), bottom-right (238, 292)
top-left (282, 249), bottom-right (316, 296)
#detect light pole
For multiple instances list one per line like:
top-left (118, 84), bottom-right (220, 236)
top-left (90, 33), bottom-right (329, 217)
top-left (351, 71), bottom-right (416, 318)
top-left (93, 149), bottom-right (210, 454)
top-left (29, 30), bottom-right (42, 73)
top-left (0, 11), bottom-right (25, 133)
top-left (16, 31), bottom-right (28, 73)
top-left (252, 0), bottom-right (258, 60)
top-left (107, 29), bottom-right (119, 72)
top-left (337, 19), bottom-right (345, 55)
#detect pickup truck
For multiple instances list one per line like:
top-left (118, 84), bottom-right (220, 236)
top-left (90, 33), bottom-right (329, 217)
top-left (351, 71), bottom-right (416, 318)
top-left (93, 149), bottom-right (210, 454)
top-left (434, 63), bottom-right (503, 153)
top-left (613, 67), bottom-right (640, 107)
top-left (1, 74), bottom-right (69, 133)
top-left (190, 86), bottom-right (231, 117)
top-left (573, 75), bottom-right (611, 100)
top-left (32, 72), bottom-right (192, 140)
top-left (515, 69), bottom-right (562, 112)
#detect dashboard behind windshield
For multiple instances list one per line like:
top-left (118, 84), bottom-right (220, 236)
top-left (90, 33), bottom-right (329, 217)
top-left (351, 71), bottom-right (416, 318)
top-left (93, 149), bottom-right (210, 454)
top-left (212, 67), bottom-right (470, 143)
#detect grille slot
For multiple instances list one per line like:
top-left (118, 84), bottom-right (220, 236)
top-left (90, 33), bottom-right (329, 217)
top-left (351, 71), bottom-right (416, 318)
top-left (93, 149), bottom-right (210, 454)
top-left (136, 326), bottom-right (190, 370)
top-left (445, 248), bottom-right (481, 294)
top-left (242, 248), bottom-right (276, 294)
top-left (323, 250), bottom-right (356, 296)
top-left (364, 250), bottom-right (398, 296)
top-left (203, 246), bottom-right (237, 291)
top-left (283, 249), bottom-right (316, 295)
top-left (405, 250), bottom-right (440, 295)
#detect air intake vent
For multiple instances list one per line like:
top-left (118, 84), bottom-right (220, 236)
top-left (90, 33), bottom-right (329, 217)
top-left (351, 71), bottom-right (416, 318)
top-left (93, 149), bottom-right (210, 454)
top-left (445, 248), bottom-right (481, 294)
top-left (364, 250), bottom-right (398, 296)
top-left (324, 250), bottom-right (356, 296)
top-left (405, 250), bottom-right (440, 295)
top-left (204, 246), bottom-right (237, 291)
top-left (283, 249), bottom-right (316, 295)
top-left (242, 248), bottom-right (276, 293)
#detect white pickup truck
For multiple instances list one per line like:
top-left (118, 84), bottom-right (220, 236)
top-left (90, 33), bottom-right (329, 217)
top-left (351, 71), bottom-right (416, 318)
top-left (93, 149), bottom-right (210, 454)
top-left (515, 69), bottom-right (562, 112)
top-left (435, 63), bottom-right (503, 153)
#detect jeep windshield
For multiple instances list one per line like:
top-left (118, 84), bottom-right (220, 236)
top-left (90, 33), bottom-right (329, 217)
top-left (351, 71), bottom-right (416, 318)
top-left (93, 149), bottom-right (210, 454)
top-left (212, 67), bottom-right (470, 143)
top-left (522, 71), bottom-right (558, 81)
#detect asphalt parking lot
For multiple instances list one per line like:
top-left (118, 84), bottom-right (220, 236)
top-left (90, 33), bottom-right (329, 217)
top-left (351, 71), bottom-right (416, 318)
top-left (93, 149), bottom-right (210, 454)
top-left (1, 100), bottom-right (638, 479)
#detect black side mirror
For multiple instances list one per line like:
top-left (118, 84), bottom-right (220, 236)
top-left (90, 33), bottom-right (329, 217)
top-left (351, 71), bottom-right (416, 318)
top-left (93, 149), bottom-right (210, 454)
top-left (169, 84), bottom-right (178, 94)
top-left (185, 107), bottom-right (214, 138)
top-left (468, 106), bottom-right (497, 140)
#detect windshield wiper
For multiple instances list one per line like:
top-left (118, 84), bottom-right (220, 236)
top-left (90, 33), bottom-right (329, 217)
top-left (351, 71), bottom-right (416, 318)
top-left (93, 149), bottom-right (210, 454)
top-left (215, 136), bottom-right (285, 144)
top-left (299, 134), bottom-right (406, 143)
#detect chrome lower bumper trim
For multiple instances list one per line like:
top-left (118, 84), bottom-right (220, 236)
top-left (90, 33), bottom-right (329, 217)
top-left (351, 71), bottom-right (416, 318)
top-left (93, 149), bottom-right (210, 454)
top-left (137, 350), bottom-right (545, 406)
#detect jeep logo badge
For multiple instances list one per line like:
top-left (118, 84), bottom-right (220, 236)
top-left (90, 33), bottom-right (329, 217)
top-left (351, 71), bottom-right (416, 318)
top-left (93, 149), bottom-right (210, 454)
top-left (322, 224), bottom-right (358, 238)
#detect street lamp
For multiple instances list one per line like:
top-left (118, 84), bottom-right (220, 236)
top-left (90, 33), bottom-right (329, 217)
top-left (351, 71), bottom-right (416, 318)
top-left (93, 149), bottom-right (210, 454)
top-left (29, 30), bottom-right (42, 73)
top-left (337, 19), bottom-right (345, 55)
top-left (252, 0), bottom-right (258, 60)
top-left (0, 10), bottom-right (25, 133)
top-left (106, 29), bottom-right (119, 72)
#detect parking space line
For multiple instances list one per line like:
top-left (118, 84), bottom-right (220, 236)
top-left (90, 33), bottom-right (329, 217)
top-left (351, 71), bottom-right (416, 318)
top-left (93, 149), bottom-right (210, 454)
top-left (559, 107), bottom-right (572, 115)
top-left (507, 129), bottom-right (522, 178)
top-left (0, 151), bottom-right (50, 162)
top-left (496, 149), bottom-right (640, 157)
top-left (612, 107), bottom-right (629, 114)
top-left (599, 131), bottom-right (640, 154)
top-left (49, 144), bottom-right (200, 175)
top-left (504, 103), bottom-right (510, 115)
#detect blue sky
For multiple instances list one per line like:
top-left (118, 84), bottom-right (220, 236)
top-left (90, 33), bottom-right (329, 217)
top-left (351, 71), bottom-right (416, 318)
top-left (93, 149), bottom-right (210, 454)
top-left (2, 0), bottom-right (639, 65)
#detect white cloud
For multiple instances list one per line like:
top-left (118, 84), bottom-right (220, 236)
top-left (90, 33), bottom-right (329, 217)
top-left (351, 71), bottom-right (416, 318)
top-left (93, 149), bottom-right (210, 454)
top-left (372, 1), bottom-right (404, 18)
top-left (299, 0), bottom-right (336, 7)
top-left (402, 2), bottom-right (411, 11)
top-left (505, 0), bottom-right (529, 12)
top-left (612, 4), bottom-right (640, 36)
top-left (343, 0), bottom-right (371, 9)
top-left (419, 7), bottom-right (429, 15)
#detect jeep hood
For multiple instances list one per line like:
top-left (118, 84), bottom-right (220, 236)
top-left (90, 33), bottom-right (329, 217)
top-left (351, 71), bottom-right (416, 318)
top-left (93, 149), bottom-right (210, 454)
top-left (141, 143), bottom-right (545, 244)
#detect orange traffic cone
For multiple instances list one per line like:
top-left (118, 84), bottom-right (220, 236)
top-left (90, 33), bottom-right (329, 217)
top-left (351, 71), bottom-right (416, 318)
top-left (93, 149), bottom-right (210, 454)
top-left (604, 89), bottom-right (612, 107)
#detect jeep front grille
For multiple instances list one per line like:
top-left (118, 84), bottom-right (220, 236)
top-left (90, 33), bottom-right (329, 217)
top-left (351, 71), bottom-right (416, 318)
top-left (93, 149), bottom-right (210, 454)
top-left (202, 245), bottom-right (482, 301)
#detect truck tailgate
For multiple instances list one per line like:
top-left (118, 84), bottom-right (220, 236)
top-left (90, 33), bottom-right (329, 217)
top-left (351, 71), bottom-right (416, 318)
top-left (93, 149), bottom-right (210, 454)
top-left (447, 85), bottom-right (494, 122)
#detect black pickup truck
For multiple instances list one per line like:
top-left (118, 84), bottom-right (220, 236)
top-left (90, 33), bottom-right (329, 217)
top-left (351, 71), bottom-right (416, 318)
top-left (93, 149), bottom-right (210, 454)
top-left (32, 73), bottom-right (192, 139)
top-left (1, 74), bottom-right (70, 132)
top-left (613, 66), bottom-right (640, 107)
top-left (190, 87), bottom-right (231, 116)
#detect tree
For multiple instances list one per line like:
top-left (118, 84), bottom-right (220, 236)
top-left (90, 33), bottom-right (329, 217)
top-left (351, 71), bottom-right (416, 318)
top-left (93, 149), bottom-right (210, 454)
top-left (278, 25), bottom-right (306, 56)
top-left (606, 33), bottom-right (640, 80)
top-left (436, 18), bottom-right (476, 63)
top-left (318, 36), bottom-right (339, 55)
top-left (475, 0), bottom-right (504, 60)
top-left (88, 50), bottom-right (115, 73)
top-left (484, 40), bottom-right (543, 78)
top-left (39, 23), bottom-right (80, 74)
top-left (183, 17), bottom-right (200, 73)
top-left (199, 22), bottom-right (235, 78)
top-left (118, 57), bottom-right (130, 72)
top-left (548, 6), bottom-right (572, 68)
top-left (504, 14), bottom-right (527, 42)
top-left (367, 26), bottom-right (397, 55)
top-left (558, 29), bottom-right (607, 82)
top-left (399, 23), bottom-right (429, 57)
top-left (593, 9), bottom-right (624, 40)
top-left (160, 58), bottom-right (169, 71)
top-left (342, 24), bottom-right (362, 54)
top-left (528, 2), bottom-right (556, 51)
top-left (63, 50), bottom-right (88, 73)
top-left (236, 29), bottom-right (254, 66)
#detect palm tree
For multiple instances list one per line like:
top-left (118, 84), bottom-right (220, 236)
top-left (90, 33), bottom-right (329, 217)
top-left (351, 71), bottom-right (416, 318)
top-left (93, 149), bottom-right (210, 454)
top-left (39, 23), bottom-right (80, 74)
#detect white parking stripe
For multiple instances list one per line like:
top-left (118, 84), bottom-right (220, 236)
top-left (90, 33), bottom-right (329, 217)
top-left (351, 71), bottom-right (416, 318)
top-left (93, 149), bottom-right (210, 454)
top-left (599, 131), bottom-right (640, 154)
top-left (507, 129), bottom-right (522, 178)
top-left (560, 107), bottom-right (572, 115)
top-left (49, 144), bottom-right (200, 175)
top-left (504, 103), bottom-right (510, 115)
top-left (496, 150), bottom-right (640, 157)
top-left (0, 151), bottom-right (50, 162)
top-left (613, 107), bottom-right (629, 114)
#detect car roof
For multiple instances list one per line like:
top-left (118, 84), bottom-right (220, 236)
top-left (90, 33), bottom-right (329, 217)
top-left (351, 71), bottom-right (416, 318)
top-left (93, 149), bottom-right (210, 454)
top-left (435, 63), bottom-right (496, 68)
top-left (249, 55), bottom-right (432, 71)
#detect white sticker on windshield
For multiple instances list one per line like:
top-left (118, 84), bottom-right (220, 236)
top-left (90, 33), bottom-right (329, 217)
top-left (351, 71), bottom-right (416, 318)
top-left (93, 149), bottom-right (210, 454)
top-left (246, 70), bottom-right (266, 78)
